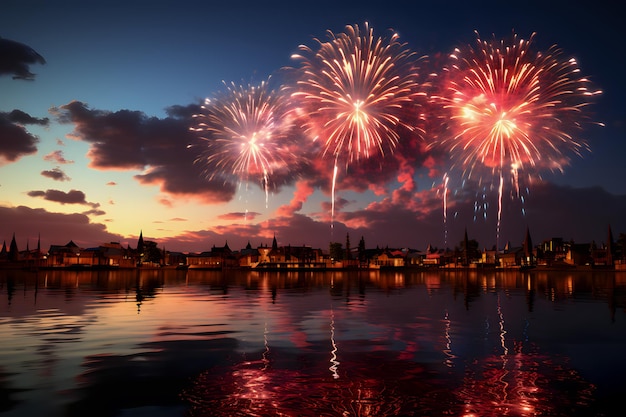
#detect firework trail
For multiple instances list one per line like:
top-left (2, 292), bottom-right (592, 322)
top-left (433, 31), bottom-right (601, 247)
top-left (191, 78), bottom-right (297, 208)
top-left (290, 22), bottom-right (425, 224)
top-left (443, 173), bottom-right (449, 245)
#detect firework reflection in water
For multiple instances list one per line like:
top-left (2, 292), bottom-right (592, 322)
top-left (432, 31), bottom-right (601, 246)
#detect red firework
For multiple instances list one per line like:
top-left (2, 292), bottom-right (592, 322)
top-left (434, 30), bottom-right (601, 180)
top-left (289, 22), bottom-right (427, 220)
top-left (290, 22), bottom-right (426, 168)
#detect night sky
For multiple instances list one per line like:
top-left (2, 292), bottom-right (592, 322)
top-left (1, 0), bottom-right (625, 253)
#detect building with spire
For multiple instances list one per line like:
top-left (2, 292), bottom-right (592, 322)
top-left (522, 227), bottom-right (534, 266)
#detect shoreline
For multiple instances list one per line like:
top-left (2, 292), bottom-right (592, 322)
top-left (2, 263), bottom-right (624, 273)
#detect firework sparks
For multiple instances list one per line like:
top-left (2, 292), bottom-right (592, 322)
top-left (191, 78), bottom-right (297, 207)
top-left (433, 31), bottom-right (601, 246)
top-left (290, 22), bottom-right (425, 223)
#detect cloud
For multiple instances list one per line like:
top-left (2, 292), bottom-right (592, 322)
top-left (7, 180), bottom-right (623, 254)
top-left (516, 182), bottom-right (626, 243)
top-left (0, 110), bottom-right (45, 162)
top-left (51, 100), bottom-right (237, 203)
top-left (270, 181), bottom-right (626, 253)
top-left (158, 229), bottom-right (232, 253)
top-left (268, 213), bottom-right (350, 247)
top-left (4, 109), bottom-right (49, 126)
top-left (218, 212), bottom-right (261, 221)
top-left (27, 189), bottom-right (100, 208)
top-left (43, 150), bottom-right (74, 164)
top-left (158, 197), bottom-right (173, 207)
top-left (275, 180), bottom-right (315, 217)
top-left (41, 167), bottom-right (71, 181)
top-left (0, 205), bottom-right (122, 251)
top-left (82, 208), bottom-right (106, 216)
top-left (0, 37), bottom-right (46, 80)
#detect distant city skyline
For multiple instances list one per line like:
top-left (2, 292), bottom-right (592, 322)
top-left (2, 1), bottom-right (624, 254)
top-left (2, 216), bottom-right (622, 256)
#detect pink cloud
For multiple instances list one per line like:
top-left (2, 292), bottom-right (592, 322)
top-left (43, 150), bottom-right (73, 164)
top-left (158, 197), bottom-right (174, 207)
top-left (217, 212), bottom-right (261, 221)
top-left (275, 180), bottom-right (315, 217)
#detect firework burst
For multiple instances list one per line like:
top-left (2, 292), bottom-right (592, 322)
top-left (433, 31), bottom-right (601, 245)
top-left (191, 78), bottom-right (298, 206)
top-left (290, 22), bottom-right (426, 221)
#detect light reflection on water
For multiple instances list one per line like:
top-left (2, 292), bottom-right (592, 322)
top-left (0, 268), bottom-right (625, 416)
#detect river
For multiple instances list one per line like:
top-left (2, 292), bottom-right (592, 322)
top-left (1, 268), bottom-right (625, 416)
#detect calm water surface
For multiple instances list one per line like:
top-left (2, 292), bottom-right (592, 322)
top-left (1, 268), bottom-right (625, 416)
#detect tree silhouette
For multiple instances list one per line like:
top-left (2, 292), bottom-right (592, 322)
top-left (329, 242), bottom-right (343, 261)
top-left (142, 241), bottom-right (162, 264)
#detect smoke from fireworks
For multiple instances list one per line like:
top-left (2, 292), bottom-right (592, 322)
top-left (191, 78), bottom-right (298, 207)
top-left (432, 31), bottom-right (601, 246)
top-left (290, 22), bottom-right (425, 223)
